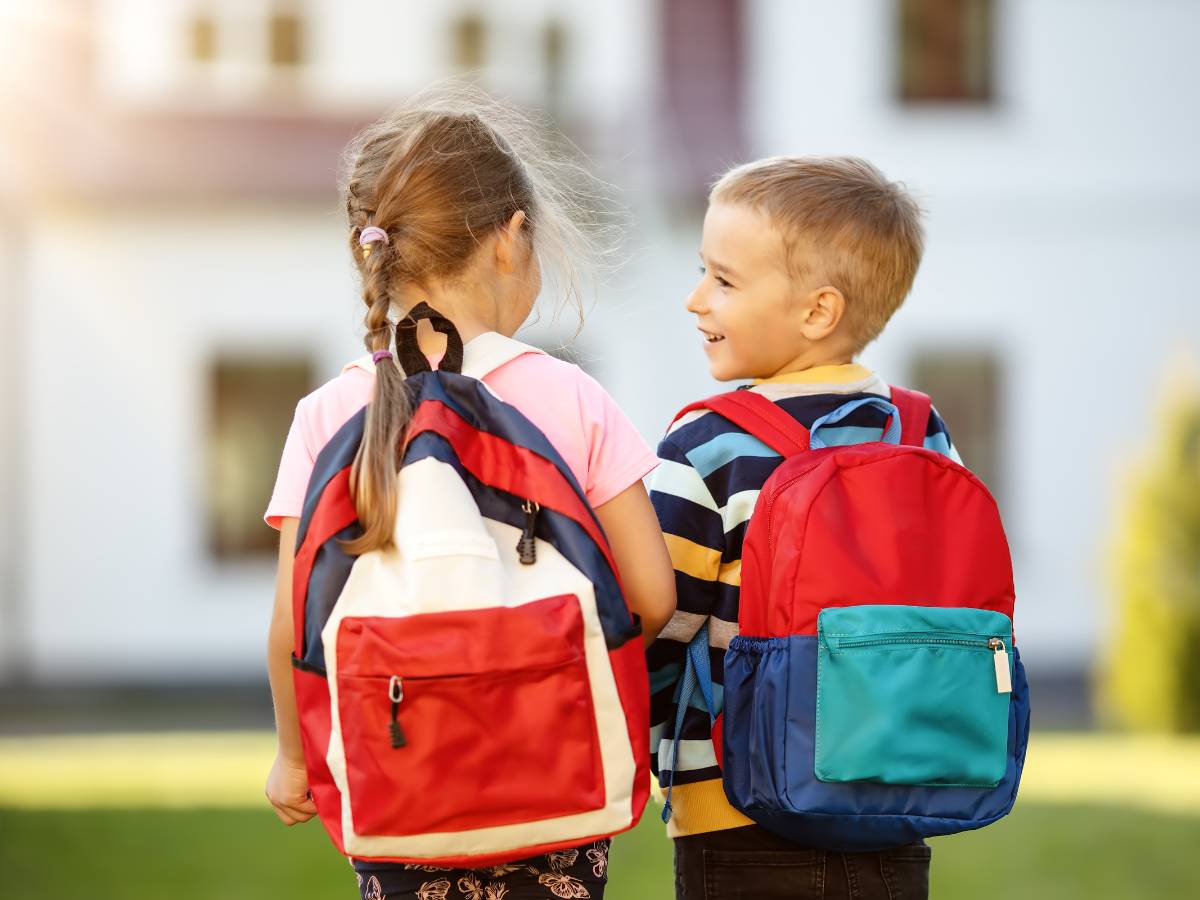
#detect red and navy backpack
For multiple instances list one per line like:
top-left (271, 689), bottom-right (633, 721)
top-left (290, 305), bottom-right (650, 867)
top-left (666, 388), bottom-right (1030, 850)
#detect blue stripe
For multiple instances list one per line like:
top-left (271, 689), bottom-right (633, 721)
top-left (650, 663), bottom-right (682, 694)
top-left (923, 430), bottom-right (953, 455)
top-left (296, 406), bottom-right (366, 549)
top-left (650, 490), bottom-right (726, 550)
top-left (686, 431), bottom-right (780, 478)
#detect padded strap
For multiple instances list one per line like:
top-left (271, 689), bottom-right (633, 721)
top-left (674, 391), bottom-right (810, 457)
top-left (889, 386), bottom-right (932, 448)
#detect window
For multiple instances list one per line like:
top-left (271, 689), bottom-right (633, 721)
top-left (908, 349), bottom-right (1003, 501)
top-left (453, 12), bottom-right (487, 71)
top-left (268, 12), bottom-right (305, 67)
top-left (897, 0), bottom-right (993, 103)
top-left (188, 14), bottom-right (217, 63)
top-left (207, 355), bottom-right (314, 559)
top-left (660, 0), bottom-right (746, 203)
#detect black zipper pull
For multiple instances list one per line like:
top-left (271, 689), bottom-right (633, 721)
top-left (388, 675), bottom-right (406, 748)
top-left (517, 500), bottom-right (539, 565)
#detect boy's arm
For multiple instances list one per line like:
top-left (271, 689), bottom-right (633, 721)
top-left (646, 435), bottom-right (725, 782)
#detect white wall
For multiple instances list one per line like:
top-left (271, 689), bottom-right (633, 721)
top-left (21, 204), bottom-right (361, 682)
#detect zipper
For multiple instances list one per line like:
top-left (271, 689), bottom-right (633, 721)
top-left (833, 633), bottom-right (1013, 695)
top-left (989, 637), bottom-right (1012, 694)
top-left (381, 655), bottom-right (578, 749)
top-left (517, 499), bottom-right (540, 565)
top-left (388, 675), bottom-right (406, 749)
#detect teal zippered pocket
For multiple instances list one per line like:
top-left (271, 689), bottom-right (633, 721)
top-left (815, 605), bottom-right (1013, 788)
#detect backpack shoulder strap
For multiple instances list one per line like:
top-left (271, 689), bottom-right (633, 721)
top-left (889, 385), bottom-right (932, 448)
top-left (673, 390), bottom-right (810, 457)
top-left (460, 332), bottom-right (545, 381)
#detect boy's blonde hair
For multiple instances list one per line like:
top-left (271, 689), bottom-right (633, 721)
top-left (711, 156), bottom-right (924, 349)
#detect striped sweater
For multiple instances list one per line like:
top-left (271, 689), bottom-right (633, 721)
top-left (646, 364), bottom-right (961, 838)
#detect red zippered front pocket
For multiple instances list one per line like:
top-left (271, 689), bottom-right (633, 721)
top-left (335, 594), bottom-right (604, 837)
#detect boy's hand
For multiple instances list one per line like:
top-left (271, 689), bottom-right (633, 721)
top-left (266, 752), bottom-right (318, 825)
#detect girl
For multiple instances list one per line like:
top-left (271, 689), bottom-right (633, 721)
top-left (262, 87), bottom-right (676, 900)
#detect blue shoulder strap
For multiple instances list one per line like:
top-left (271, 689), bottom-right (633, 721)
top-left (662, 624), bottom-right (716, 822)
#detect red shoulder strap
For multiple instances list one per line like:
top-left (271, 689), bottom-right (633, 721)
top-left (889, 386), bottom-right (932, 448)
top-left (672, 391), bottom-right (810, 457)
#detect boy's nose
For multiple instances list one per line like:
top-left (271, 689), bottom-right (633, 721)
top-left (685, 282), bottom-right (707, 314)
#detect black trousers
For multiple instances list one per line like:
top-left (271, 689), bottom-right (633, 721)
top-left (673, 825), bottom-right (930, 900)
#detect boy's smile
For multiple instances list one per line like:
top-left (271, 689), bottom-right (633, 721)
top-left (688, 202), bottom-right (850, 381)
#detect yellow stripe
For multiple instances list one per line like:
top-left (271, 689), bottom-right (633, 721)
top-left (717, 559), bottom-right (741, 586)
top-left (753, 363), bottom-right (872, 386)
top-left (662, 778), bottom-right (755, 838)
top-left (664, 533), bottom-right (722, 581)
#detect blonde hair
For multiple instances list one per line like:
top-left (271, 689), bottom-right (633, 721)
top-left (341, 84), bottom-right (611, 554)
top-left (711, 156), bottom-right (924, 349)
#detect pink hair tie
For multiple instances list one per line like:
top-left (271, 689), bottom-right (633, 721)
top-left (359, 226), bottom-right (389, 246)
top-left (372, 350), bottom-right (393, 363)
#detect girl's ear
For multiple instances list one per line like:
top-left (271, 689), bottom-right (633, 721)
top-left (799, 284), bottom-right (846, 340)
top-left (494, 210), bottom-right (529, 275)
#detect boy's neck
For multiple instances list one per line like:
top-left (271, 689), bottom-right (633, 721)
top-left (760, 348), bottom-right (857, 381)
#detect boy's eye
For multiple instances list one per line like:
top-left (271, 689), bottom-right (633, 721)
top-left (699, 266), bottom-right (732, 288)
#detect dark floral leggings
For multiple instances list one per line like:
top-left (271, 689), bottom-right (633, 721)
top-left (354, 840), bottom-right (610, 900)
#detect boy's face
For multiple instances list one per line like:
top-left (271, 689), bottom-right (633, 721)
top-left (687, 202), bottom-right (822, 381)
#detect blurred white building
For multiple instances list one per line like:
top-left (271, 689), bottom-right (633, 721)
top-left (1, 0), bottom-right (1197, 692)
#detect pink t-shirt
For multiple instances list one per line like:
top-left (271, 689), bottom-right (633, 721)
top-left (265, 336), bottom-right (658, 529)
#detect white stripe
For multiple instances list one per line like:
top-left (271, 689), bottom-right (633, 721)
top-left (649, 458), bottom-right (719, 512)
top-left (657, 610), bottom-right (708, 644)
top-left (658, 738), bottom-right (719, 774)
top-left (709, 617), bottom-right (740, 650)
top-left (720, 489), bottom-right (760, 533)
top-left (666, 407), bottom-right (714, 435)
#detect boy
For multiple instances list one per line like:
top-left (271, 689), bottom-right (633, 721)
top-left (648, 157), bottom-right (959, 899)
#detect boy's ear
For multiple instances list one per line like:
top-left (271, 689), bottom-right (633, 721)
top-left (799, 285), bottom-right (846, 340)
top-left (494, 210), bottom-right (528, 275)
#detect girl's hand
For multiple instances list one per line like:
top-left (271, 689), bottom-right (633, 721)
top-left (265, 752), bottom-right (318, 825)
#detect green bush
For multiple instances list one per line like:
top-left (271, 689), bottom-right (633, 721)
top-left (1101, 372), bottom-right (1200, 732)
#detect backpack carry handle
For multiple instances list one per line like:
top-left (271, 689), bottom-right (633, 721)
top-left (889, 385), bottom-right (932, 447)
top-left (809, 397), bottom-right (902, 449)
top-left (395, 302), bottom-right (465, 375)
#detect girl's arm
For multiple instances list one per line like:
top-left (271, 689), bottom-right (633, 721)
top-left (594, 481), bottom-right (677, 644)
top-left (265, 516), bottom-right (318, 825)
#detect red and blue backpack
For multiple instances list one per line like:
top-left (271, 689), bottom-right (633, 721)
top-left (667, 388), bottom-right (1030, 850)
top-left (290, 305), bottom-right (650, 867)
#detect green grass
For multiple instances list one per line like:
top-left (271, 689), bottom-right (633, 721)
top-left (2, 802), bottom-right (1199, 899)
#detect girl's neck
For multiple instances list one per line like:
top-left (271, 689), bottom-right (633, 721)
top-left (396, 282), bottom-right (509, 359)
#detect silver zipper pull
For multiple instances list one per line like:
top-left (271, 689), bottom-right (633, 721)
top-left (988, 638), bottom-right (1012, 694)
